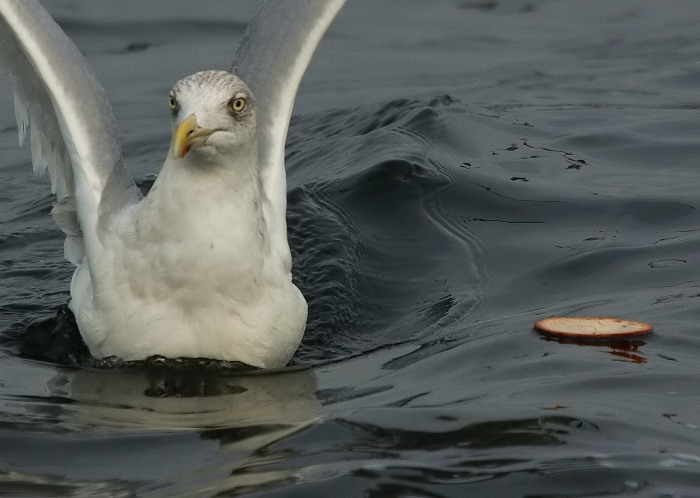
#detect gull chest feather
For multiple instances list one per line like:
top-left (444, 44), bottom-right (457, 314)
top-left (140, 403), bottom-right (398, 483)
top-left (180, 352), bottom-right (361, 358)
top-left (70, 151), bottom-right (306, 367)
top-left (124, 159), bottom-right (268, 305)
top-left (70, 154), bottom-right (303, 366)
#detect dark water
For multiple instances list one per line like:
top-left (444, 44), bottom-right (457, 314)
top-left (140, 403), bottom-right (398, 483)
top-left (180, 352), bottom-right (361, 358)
top-left (1, 0), bottom-right (700, 495)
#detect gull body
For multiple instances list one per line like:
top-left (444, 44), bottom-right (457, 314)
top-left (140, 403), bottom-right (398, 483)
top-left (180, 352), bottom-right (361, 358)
top-left (0, 1), bottom-right (347, 368)
top-left (71, 71), bottom-right (306, 367)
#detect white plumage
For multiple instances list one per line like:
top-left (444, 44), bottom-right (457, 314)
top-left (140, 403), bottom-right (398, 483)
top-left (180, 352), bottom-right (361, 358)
top-left (0, 1), bottom-right (347, 368)
top-left (71, 71), bottom-right (307, 368)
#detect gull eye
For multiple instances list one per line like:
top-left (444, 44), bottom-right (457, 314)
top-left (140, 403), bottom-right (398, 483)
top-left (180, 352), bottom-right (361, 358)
top-left (230, 96), bottom-right (246, 113)
top-left (168, 92), bottom-right (178, 111)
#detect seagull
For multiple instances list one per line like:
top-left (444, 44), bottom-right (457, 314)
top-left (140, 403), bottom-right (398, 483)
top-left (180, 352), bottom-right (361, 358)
top-left (0, 0), bottom-right (346, 368)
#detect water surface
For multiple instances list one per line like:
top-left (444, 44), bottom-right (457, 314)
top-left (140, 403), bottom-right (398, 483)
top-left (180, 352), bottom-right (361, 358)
top-left (1, 1), bottom-right (700, 495)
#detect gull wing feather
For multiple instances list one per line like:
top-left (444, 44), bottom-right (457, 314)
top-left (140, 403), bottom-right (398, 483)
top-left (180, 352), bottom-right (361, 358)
top-left (233, 0), bottom-right (346, 270)
top-left (0, 0), bottom-right (140, 265)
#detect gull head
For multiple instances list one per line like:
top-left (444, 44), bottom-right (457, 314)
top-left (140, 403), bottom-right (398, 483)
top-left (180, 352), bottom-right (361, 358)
top-left (168, 70), bottom-right (256, 161)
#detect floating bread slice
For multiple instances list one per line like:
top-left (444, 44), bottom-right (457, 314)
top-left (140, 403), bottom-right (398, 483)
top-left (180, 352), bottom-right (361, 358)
top-left (534, 317), bottom-right (652, 338)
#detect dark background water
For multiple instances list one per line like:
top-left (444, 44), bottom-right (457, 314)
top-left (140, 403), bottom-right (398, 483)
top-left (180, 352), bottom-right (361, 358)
top-left (1, 1), bottom-right (700, 496)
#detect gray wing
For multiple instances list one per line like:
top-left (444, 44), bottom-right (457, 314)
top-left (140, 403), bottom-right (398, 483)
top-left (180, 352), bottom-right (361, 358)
top-left (232, 0), bottom-right (346, 270)
top-left (0, 0), bottom-right (140, 265)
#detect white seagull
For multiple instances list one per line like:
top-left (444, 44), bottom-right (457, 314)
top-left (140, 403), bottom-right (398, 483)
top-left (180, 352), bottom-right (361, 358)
top-left (0, 1), bottom-right (346, 368)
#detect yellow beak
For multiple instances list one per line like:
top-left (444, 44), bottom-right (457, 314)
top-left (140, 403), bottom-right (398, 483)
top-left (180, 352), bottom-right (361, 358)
top-left (172, 114), bottom-right (217, 159)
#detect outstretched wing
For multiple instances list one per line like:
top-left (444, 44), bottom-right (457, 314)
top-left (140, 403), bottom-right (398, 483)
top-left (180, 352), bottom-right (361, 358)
top-left (233, 0), bottom-right (346, 271)
top-left (0, 0), bottom-right (140, 265)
